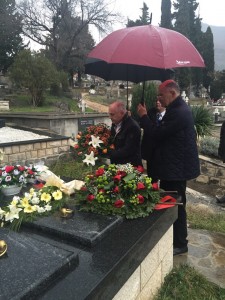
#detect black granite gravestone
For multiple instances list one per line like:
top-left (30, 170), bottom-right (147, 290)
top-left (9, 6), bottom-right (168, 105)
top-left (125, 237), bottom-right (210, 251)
top-left (0, 228), bottom-right (79, 300)
top-left (25, 211), bottom-right (123, 247)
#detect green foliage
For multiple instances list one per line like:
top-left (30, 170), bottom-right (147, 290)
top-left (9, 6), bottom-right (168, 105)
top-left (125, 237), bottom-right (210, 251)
top-left (154, 264), bottom-right (225, 300)
top-left (9, 50), bottom-right (61, 106)
top-left (160, 0), bottom-right (172, 29)
top-left (0, 0), bottom-right (24, 73)
top-left (191, 105), bottom-right (214, 138)
top-left (130, 82), bottom-right (157, 120)
top-left (77, 163), bottom-right (161, 219)
top-left (202, 27), bottom-right (215, 90)
top-left (199, 136), bottom-right (220, 158)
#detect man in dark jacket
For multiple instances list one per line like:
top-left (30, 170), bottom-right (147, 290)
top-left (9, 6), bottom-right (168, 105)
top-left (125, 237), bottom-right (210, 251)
top-left (141, 98), bottom-right (166, 182)
top-left (108, 101), bottom-right (142, 166)
top-left (137, 80), bottom-right (200, 256)
top-left (217, 121), bottom-right (225, 203)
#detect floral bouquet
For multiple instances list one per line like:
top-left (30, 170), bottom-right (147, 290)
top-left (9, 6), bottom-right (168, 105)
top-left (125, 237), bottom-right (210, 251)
top-left (0, 184), bottom-right (68, 231)
top-left (0, 165), bottom-right (27, 187)
top-left (77, 163), bottom-right (162, 219)
top-left (73, 123), bottom-right (115, 166)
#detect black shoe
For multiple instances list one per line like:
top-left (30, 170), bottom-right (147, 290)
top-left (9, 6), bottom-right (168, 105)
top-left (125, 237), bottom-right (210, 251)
top-left (173, 246), bottom-right (188, 256)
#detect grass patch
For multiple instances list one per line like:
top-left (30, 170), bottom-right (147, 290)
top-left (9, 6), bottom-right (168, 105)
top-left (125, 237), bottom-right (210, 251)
top-left (8, 92), bottom-right (93, 113)
top-left (187, 203), bottom-right (225, 234)
top-left (154, 264), bottom-right (225, 300)
top-left (49, 154), bottom-right (105, 181)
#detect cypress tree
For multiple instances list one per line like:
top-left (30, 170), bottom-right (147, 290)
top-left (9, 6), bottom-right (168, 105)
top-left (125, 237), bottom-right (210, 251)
top-left (0, 0), bottom-right (24, 74)
top-left (160, 0), bottom-right (173, 29)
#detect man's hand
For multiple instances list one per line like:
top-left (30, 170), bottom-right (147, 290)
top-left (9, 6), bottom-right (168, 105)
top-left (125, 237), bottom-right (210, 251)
top-left (137, 103), bottom-right (147, 117)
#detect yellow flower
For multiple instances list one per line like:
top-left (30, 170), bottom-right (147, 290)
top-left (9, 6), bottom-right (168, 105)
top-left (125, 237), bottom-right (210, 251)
top-left (41, 192), bottom-right (52, 203)
top-left (21, 197), bottom-right (30, 208)
top-left (52, 190), bottom-right (63, 200)
top-left (29, 188), bottom-right (35, 195)
top-left (24, 205), bottom-right (36, 213)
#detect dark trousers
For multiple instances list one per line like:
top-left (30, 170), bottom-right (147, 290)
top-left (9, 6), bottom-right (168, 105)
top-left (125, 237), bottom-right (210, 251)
top-left (160, 180), bottom-right (188, 248)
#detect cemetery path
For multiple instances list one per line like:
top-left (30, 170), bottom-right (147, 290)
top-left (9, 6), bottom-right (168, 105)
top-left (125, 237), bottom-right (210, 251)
top-left (82, 93), bottom-right (108, 113)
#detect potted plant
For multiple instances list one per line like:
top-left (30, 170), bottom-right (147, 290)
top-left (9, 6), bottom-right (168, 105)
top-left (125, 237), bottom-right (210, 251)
top-left (0, 165), bottom-right (27, 196)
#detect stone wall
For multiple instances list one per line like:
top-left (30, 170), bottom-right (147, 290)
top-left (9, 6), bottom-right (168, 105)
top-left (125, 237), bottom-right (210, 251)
top-left (113, 226), bottom-right (173, 300)
top-left (196, 155), bottom-right (225, 187)
top-left (0, 137), bottom-right (70, 165)
top-left (0, 113), bottom-right (110, 137)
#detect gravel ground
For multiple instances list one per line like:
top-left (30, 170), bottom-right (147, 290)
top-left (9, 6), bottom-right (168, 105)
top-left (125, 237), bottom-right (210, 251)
top-left (0, 127), bottom-right (50, 143)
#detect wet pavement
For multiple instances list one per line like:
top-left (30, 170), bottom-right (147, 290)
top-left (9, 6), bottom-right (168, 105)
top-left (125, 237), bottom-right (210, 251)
top-left (174, 189), bottom-right (225, 289)
top-left (174, 228), bottom-right (225, 288)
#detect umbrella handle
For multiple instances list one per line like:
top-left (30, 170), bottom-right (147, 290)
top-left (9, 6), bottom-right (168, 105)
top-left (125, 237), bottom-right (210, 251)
top-left (140, 81), bottom-right (145, 105)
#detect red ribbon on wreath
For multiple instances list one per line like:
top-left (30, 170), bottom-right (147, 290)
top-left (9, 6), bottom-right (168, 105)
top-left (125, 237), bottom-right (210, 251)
top-left (154, 195), bottom-right (177, 210)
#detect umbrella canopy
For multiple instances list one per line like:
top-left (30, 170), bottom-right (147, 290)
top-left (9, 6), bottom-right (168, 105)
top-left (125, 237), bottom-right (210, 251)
top-left (85, 25), bottom-right (205, 106)
top-left (85, 25), bottom-right (205, 73)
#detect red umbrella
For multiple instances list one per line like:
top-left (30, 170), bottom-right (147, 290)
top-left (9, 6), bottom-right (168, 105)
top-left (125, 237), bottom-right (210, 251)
top-left (85, 25), bottom-right (205, 105)
top-left (86, 25), bottom-right (205, 70)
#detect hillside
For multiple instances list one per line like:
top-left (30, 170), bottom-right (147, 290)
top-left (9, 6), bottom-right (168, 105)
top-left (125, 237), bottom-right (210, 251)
top-left (202, 23), bottom-right (225, 71)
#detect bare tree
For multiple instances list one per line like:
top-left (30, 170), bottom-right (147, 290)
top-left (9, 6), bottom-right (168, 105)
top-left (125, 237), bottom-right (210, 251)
top-left (16, 0), bottom-right (120, 58)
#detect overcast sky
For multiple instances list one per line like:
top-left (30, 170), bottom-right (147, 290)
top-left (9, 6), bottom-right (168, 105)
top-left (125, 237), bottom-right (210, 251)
top-left (93, 0), bottom-right (224, 43)
top-left (114, 0), bottom-right (224, 27)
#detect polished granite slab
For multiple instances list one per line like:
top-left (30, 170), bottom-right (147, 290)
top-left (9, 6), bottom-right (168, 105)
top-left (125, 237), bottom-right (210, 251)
top-left (0, 228), bottom-right (79, 300)
top-left (25, 210), bottom-right (123, 247)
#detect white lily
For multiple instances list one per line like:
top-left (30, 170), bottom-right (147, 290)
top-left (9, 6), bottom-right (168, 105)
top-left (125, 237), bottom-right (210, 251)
top-left (0, 208), bottom-right (5, 219)
top-left (83, 151), bottom-right (98, 166)
top-left (88, 135), bottom-right (103, 148)
top-left (5, 206), bottom-right (22, 222)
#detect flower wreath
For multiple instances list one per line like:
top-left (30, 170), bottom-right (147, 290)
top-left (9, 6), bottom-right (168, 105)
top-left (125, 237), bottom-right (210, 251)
top-left (77, 163), bottom-right (162, 219)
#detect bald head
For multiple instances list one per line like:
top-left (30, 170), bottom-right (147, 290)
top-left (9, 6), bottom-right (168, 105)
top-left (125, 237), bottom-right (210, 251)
top-left (109, 101), bottom-right (127, 124)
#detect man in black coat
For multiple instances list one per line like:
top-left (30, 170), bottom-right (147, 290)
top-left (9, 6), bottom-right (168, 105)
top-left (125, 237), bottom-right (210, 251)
top-left (141, 98), bottom-right (166, 182)
top-left (108, 101), bottom-right (142, 166)
top-left (137, 80), bottom-right (200, 256)
top-left (217, 121), bottom-right (225, 203)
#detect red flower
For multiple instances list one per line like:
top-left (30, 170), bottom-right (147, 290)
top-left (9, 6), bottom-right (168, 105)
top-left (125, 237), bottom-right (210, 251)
top-left (113, 186), bottom-right (119, 193)
top-left (95, 168), bottom-right (105, 176)
top-left (87, 194), bottom-right (95, 202)
top-left (5, 166), bottom-right (14, 173)
top-left (137, 194), bottom-right (144, 204)
top-left (135, 165), bottom-right (145, 173)
top-left (152, 182), bottom-right (159, 191)
top-left (18, 166), bottom-right (25, 171)
top-left (33, 183), bottom-right (45, 189)
top-left (28, 169), bottom-right (34, 175)
top-left (137, 182), bottom-right (145, 190)
top-left (74, 144), bottom-right (79, 149)
top-left (114, 199), bottom-right (124, 208)
top-left (116, 171), bottom-right (127, 178)
top-left (80, 186), bottom-right (87, 191)
top-left (113, 174), bottom-right (122, 181)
